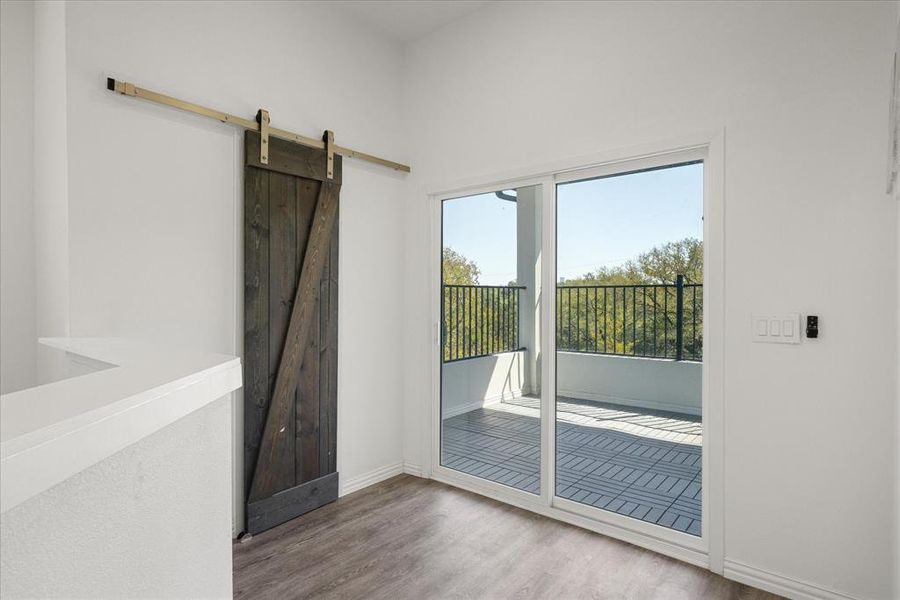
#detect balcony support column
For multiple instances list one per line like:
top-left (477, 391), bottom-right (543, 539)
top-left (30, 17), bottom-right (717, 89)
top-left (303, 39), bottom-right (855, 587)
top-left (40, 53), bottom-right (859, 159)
top-left (516, 185), bottom-right (541, 395)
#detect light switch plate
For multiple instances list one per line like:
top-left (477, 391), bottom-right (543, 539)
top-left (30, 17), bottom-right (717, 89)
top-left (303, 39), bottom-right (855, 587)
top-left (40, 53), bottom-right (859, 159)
top-left (751, 313), bottom-right (801, 344)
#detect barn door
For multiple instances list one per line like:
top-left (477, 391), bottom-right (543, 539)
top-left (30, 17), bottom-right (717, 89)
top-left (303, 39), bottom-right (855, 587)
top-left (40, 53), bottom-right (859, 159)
top-left (243, 130), bottom-right (339, 535)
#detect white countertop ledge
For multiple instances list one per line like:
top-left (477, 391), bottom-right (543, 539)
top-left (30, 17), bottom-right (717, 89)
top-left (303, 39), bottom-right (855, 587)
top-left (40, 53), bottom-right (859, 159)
top-left (0, 338), bottom-right (242, 513)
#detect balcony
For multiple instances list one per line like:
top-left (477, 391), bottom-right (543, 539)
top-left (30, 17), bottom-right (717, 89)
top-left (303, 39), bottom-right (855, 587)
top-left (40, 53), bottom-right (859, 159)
top-left (441, 280), bottom-right (703, 536)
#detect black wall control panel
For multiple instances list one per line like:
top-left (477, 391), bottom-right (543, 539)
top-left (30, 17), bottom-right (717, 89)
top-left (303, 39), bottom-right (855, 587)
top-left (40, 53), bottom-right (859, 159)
top-left (806, 315), bottom-right (818, 338)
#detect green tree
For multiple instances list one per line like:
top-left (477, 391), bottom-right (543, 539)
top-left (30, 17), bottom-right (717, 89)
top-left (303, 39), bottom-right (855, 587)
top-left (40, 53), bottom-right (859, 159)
top-left (441, 248), bottom-right (517, 361)
top-left (443, 247), bottom-right (480, 284)
top-left (557, 238), bottom-right (703, 360)
top-left (563, 238), bottom-right (702, 286)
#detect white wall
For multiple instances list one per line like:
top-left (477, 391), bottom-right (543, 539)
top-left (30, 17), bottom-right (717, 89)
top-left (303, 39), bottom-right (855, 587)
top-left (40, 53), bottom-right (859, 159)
top-left (401, 2), bottom-right (898, 598)
top-left (0, 1), bottom-right (36, 395)
top-left (894, 6), bottom-right (900, 598)
top-left (557, 353), bottom-right (701, 416)
top-left (63, 0), bottom-right (407, 534)
top-left (33, 0), bottom-right (69, 346)
top-left (441, 351), bottom-right (525, 418)
top-left (1, 398), bottom-right (232, 599)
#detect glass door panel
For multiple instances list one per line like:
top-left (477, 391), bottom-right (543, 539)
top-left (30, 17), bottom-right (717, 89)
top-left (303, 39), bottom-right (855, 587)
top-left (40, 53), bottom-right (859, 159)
top-left (554, 162), bottom-right (704, 535)
top-left (440, 185), bottom-right (543, 494)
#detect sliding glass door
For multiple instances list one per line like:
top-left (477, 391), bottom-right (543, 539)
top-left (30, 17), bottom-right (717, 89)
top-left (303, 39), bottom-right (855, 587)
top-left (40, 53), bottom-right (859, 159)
top-left (433, 151), bottom-right (711, 547)
top-left (554, 161), bottom-right (704, 536)
top-left (439, 185), bottom-right (543, 494)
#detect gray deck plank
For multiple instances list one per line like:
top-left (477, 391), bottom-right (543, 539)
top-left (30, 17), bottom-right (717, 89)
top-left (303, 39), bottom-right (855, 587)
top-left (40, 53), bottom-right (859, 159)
top-left (442, 398), bottom-right (702, 537)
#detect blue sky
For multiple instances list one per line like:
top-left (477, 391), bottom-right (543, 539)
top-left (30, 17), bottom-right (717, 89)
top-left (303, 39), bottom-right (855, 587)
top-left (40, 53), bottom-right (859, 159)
top-left (443, 162), bottom-right (703, 285)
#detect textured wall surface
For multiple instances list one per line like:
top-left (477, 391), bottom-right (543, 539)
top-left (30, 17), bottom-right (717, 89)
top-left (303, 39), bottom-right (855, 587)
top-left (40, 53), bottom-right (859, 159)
top-left (0, 398), bottom-right (232, 599)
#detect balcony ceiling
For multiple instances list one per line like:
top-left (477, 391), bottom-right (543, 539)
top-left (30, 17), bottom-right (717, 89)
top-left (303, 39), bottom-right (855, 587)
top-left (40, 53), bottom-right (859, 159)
top-left (330, 1), bottom-right (492, 43)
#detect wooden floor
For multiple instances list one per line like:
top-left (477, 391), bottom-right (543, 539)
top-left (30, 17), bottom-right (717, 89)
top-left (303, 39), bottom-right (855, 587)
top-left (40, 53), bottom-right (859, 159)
top-left (443, 397), bottom-right (702, 536)
top-left (233, 475), bottom-right (778, 599)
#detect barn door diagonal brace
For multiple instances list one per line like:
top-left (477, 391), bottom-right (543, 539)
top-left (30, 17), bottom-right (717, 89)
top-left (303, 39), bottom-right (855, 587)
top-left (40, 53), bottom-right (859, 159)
top-left (106, 77), bottom-right (410, 173)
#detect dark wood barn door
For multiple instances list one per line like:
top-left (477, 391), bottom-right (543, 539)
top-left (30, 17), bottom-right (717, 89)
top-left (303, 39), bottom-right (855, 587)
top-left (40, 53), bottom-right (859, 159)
top-left (243, 130), bottom-right (340, 534)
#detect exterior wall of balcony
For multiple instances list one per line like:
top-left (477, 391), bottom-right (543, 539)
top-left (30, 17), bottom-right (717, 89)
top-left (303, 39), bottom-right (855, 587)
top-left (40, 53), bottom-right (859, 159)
top-left (441, 351), bottom-right (526, 418)
top-left (442, 350), bottom-right (700, 419)
top-left (557, 352), bottom-right (701, 416)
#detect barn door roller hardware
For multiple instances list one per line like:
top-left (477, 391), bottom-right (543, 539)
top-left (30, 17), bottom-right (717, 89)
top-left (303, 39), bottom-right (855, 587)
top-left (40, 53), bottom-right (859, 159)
top-left (257, 109), bottom-right (270, 165)
top-left (106, 77), bottom-right (410, 176)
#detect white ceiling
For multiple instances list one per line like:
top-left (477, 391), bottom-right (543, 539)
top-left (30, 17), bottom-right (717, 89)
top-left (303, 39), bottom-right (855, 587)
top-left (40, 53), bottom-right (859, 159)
top-left (330, 1), bottom-right (492, 44)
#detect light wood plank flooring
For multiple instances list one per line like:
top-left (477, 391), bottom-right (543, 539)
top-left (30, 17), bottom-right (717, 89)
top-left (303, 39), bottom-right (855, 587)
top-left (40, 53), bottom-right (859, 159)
top-left (233, 474), bottom-right (778, 599)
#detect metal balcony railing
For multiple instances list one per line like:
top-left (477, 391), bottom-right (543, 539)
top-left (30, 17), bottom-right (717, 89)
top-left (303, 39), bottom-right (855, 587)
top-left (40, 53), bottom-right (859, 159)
top-left (442, 277), bottom-right (702, 364)
top-left (442, 285), bottom-right (524, 362)
top-left (557, 275), bottom-right (702, 361)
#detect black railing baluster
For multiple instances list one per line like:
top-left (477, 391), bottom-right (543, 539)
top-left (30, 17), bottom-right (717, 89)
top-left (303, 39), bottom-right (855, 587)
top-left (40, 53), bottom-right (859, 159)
top-left (503, 288), bottom-right (508, 352)
top-left (611, 287), bottom-right (617, 354)
top-left (502, 288), bottom-right (506, 352)
top-left (692, 284), bottom-right (698, 360)
top-left (457, 286), bottom-right (461, 360)
top-left (514, 288), bottom-right (519, 348)
top-left (498, 288), bottom-right (503, 353)
top-left (642, 286), bottom-right (647, 357)
top-left (663, 285), bottom-right (668, 358)
top-left (575, 287), bottom-right (580, 351)
top-left (489, 288), bottom-right (494, 355)
top-left (460, 287), bottom-right (464, 358)
top-left (462, 288), bottom-right (467, 358)
top-left (603, 287), bottom-right (608, 353)
top-left (505, 288), bottom-right (510, 352)
top-left (624, 287), bottom-right (628, 354)
top-left (653, 287), bottom-right (658, 357)
top-left (497, 288), bottom-right (501, 353)
top-left (449, 286), bottom-right (454, 361)
top-left (584, 288), bottom-right (589, 352)
top-left (467, 287), bottom-right (472, 358)
top-left (508, 288), bottom-right (512, 351)
top-left (493, 287), bottom-right (498, 354)
top-left (500, 288), bottom-right (505, 352)
top-left (475, 286), bottom-right (480, 355)
top-left (453, 286), bottom-right (458, 361)
top-left (478, 288), bottom-right (487, 354)
top-left (631, 287), bottom-right (636, 356)
top-left (675, 275), bottom-right (684, 361)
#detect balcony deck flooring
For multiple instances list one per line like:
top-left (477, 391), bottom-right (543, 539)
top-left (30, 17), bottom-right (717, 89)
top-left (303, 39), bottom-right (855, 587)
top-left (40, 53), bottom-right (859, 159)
top-left (442, 397), bottom-right (702, 536)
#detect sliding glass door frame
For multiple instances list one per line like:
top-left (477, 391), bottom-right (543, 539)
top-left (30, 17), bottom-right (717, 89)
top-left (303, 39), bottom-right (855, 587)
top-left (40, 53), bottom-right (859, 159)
top-left (429, 176), bottom-right (550, 514)
top-left (427, 133), bottom-right (724, 573)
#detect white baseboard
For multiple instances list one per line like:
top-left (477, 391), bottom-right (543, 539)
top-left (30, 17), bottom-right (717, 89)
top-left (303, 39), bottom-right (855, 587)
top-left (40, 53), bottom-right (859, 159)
top-left (339, 462), bottom-right (404, 497)
top-left (441, 388), bottom-right (524, 419)
top-left (724, 560), bottom-right (861, 600)
top-left (557, 387), bottom-right (701, 417)
top-left (402, 462), bottom-right (425, 478)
